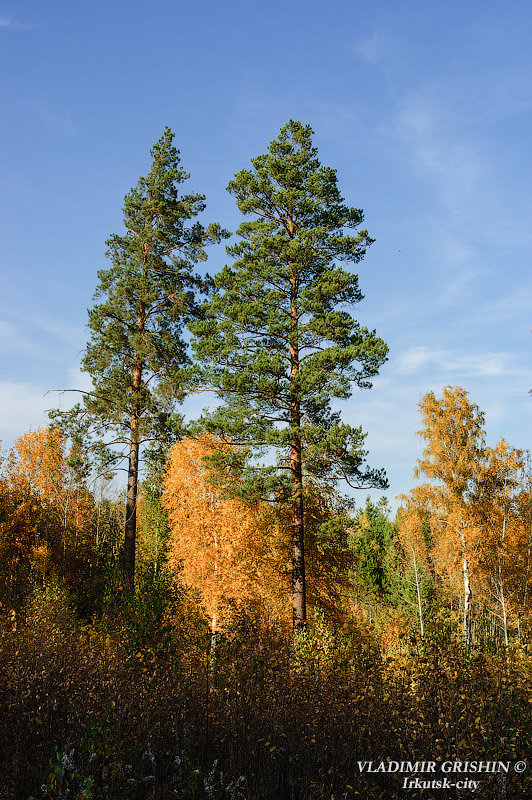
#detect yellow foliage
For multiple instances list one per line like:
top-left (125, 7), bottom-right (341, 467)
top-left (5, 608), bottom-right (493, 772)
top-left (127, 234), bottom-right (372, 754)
top-left (472, 439), bottom-right (530, 626)
top-left (0, 428), bottom-right (95, 603)
top-left (401, 386), bottom-right (532, 641)
top-left (163, 435), bottom-right (287, 628)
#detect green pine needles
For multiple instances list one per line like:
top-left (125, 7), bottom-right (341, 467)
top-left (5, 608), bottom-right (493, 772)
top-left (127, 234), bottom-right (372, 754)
top-left (190, 120), bottom-right (388, 630)
top-left (51, 128), bottom-right (225, 588)
top-left (51, 121), bottom-right (387, 619)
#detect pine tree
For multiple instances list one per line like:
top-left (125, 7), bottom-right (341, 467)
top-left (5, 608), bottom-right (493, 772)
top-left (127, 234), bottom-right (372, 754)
top-left (191, 120), bottom-right (388, 631)
top-left (352, 498), bottom-right (396, 599)
top-left (52, 129), bottom-right (225, 589)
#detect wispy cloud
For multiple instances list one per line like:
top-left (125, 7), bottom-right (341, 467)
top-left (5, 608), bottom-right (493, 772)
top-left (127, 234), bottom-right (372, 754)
top-left (395, 346), bottom-right (525, 379)
top-left (28, 101), bottom-right (76, 137)
top-left (0, 16), bottom-right (33, 29)
top-left (24, 313), bottom-right (83, 344)
top-left (471, 286), bottom-right (532, 324)
top-left (387, 82), bottom-right (532, 274)
top-left (394, 93), bottom-right (487, 213)
top-left (395, 347), bottom-right (433, 375)
top-left (355, 31), bottom-right (390, 66)
top-left (0, 381), bottom-right (50, 447)
top-left (0, 363), bottom-right (94, 450)
top-left (0, 319), bottom-right (46, 357)
top-left (66, 363), bottom-right (93, 395)
top-left (0, 314), bottom-right (83, 358)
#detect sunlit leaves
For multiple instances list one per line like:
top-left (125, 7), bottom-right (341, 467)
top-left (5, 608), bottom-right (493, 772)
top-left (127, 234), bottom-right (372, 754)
top-left (401, 386), bottom-right (532, 645)
top-left (0, 428), bottom-right (94, 604)
top-left (163, 436), bottom-right (286, 628)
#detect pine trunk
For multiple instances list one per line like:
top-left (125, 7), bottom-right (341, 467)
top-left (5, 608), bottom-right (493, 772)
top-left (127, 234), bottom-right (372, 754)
top-left (291, 429), bottom-right (306, 631)
top-left (289, 251), bottom-right (306, 632)
top-left (124, 361), bottom-right (142, 589)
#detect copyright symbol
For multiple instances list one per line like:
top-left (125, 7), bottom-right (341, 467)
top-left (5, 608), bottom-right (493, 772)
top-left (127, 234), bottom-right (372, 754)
top-left (514, 761), bottom-right (526, 773)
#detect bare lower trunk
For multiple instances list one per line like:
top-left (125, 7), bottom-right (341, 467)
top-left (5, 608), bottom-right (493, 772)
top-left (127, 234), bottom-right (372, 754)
top-left (124, 436), bottom-right (140, 589)
top-left (411, 544), bottom-right (424, 640)
top-left (210, 611), bottom-right (217, 657)
top-left (523, 522), bottom-right (531, 610)
top-left (124, 361), bottom-right (142, 590)
top-left (291, 433), bottom-right (306, 631)
top-left (499, 511), bottom-right (509, 647)
top-left (289, 249), bottom-right (306, 633)
top-left (211, 530), bottom-right (218, 656)
top-left (460, 531), bottom-right (472, 649)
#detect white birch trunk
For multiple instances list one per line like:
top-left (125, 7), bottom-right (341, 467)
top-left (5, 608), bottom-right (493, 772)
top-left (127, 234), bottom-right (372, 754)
top-left (411, 544), bottom-right (425, 639)
top-left (460, 530), bottom-right (472, 649)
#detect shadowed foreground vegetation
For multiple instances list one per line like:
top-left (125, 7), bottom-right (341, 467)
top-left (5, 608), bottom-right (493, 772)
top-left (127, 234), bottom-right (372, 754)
top-left (1, 415), bottom-right (531, 799)
top-left (0, 578), bottom-right (530, 800)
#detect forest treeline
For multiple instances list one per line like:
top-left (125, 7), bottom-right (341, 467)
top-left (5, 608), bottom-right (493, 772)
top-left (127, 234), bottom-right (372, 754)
top-left (1, 387), bottom-right (531, 645)
top-left (0, 388), bottom-right (530, 799)
top-left (1, 121), bottom-right (531, 799)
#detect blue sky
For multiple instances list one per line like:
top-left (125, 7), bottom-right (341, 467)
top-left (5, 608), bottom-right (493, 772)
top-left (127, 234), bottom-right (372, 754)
top-left (1, 0), bottom-right (531, 508)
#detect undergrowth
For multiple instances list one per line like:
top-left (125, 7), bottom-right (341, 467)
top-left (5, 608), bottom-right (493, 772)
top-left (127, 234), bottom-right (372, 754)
top-left (0, 584), bottom-right (530, 800)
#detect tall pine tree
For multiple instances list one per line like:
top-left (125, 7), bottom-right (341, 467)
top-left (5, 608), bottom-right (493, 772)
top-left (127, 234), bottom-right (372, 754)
top-left (191, 121), bottom-right (388, 631)
top-left (52, 128), bottom-right (224, 588)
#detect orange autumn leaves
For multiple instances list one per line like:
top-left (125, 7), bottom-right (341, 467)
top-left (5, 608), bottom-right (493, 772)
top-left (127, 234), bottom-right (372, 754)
top-left (162, 435), bottom-right (287, 629)
top-left (162, 436), bottom-right (355, 630)
top-left (0, 427), bottom-right (94, 604)
top-left (398, 386), bottom-right (532, 643)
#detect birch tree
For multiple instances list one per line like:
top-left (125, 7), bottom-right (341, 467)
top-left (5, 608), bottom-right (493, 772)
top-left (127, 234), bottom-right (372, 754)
top-left (163, 436), bottom-right (284, 633)
top-left (409, 386), bottom-right (486, 648)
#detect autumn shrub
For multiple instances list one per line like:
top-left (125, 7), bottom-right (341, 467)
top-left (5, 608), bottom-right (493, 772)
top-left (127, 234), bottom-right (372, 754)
top-left (1, 590), bottom-right (531, 800)
top-left (0, 585), bottom-right (205, 800)
top-left (109, 566), bottom-right (181, 654)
